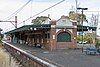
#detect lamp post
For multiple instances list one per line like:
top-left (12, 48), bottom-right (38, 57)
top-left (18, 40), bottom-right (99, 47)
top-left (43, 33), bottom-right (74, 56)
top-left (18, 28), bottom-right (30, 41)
top-left (77, 7), bottom-right (88, 53)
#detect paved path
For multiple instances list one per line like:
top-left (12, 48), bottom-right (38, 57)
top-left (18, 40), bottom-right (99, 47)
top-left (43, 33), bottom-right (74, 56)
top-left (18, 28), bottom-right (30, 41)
top-left (7, 42), bottom-right (100, 67)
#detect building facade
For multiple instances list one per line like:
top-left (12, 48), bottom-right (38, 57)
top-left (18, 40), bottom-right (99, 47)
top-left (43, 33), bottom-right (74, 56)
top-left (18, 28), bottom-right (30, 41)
top-left (6, 16), bottom-right (77, 50)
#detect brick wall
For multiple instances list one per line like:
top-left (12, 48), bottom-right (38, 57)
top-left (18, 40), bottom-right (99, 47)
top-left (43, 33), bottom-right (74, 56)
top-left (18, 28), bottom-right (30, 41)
top-left (49, 20), bottom-right (77, 50)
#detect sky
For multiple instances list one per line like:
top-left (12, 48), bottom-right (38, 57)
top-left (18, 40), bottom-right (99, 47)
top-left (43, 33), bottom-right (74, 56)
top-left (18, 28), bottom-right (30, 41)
top-left (0, 0), bottom-right (100, 35)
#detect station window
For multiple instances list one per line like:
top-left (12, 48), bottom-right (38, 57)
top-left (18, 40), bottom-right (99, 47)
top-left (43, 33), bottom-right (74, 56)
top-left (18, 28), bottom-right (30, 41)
top-left (57, 32), bottom-right (71, 42)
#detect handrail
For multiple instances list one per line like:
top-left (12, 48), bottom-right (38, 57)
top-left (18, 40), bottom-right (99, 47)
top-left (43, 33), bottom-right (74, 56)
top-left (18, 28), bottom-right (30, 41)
top-left (2, 41), bottom-right (57, 67)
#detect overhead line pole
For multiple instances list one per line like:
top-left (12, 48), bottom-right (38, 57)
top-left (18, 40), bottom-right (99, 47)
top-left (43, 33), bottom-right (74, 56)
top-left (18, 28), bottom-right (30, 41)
top-left (5, 0), bottom-right (32, 20)
top-left (75, 0), bottom-right (78, 13)
top-left (0, 16), bottom-right (17, 29)
top-left (15, 16), bottom-right (17, 28)
top-left (77, 7), bottom-right (88, 53)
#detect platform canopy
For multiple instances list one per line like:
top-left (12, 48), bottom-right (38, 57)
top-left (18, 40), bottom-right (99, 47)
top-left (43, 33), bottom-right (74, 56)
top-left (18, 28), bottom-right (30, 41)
top-left (5, 24), bottom-right (97, 34)
top-left (77, 25), bottom-right (97, 31)
top-left (5, 24), bottom-right (51, 34)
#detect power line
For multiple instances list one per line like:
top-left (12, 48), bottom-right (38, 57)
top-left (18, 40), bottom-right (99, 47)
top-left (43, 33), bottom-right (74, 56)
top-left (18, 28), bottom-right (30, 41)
top-left (18, 0), bottom-right (65, 25)
top-left (6, 0), bottom-right (65, 31)
top-left (30, 0), bottom-right (33, 17)
top-left (5, 0), bottom-right (32, 20)
top-left (4, 0), bottom-right (32, 31)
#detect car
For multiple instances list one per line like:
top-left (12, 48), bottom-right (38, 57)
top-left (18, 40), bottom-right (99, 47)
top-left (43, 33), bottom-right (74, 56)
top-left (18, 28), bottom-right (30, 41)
top-left (85, 47), bottom-right (100, 55)
top-left (85, 47), bottom-right (97, 55)
top-left (78, 41), bottom-right (87, 44)
top-left (97, 48), bottom-right (100, 53)
top-left (83, 41), bottom-right (87, 44)
top-left (78, 41), bottom-right (82, 44)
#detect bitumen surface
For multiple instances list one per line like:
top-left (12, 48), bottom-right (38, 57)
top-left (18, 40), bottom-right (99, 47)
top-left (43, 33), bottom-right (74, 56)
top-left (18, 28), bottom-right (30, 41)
top-left (6, 42), bottom-right (100, 67)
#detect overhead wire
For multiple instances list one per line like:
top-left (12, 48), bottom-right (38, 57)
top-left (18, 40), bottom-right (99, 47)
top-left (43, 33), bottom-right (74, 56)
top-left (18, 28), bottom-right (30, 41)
top-left (5, 0), bottom-right (32, 20)
top-left (17, 0), bottom-right (65, 25)
top-left (4, 0), bottom-right (100, 32)
top-left (4, 0), bottom-right (32, 31)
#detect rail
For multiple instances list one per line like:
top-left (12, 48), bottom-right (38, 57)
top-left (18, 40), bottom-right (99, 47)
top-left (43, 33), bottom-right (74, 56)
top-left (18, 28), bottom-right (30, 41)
top-left (2, 41), bottom-right (57, 67)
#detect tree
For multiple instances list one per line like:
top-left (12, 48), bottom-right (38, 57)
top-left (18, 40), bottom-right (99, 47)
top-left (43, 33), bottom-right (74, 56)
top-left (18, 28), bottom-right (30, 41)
top-left (69, 11), bottom-right (87, 24)
top-left (0, 34), bottom-right (3, 43)
top-left (77, 33), bottom-right (94, 43)
top-left (96, 38), bottom-right (100, 48)
top-left (31, 16), bottom-right (50, 25)
top-left (83, 33), bottom-right (94, 43)
top-left (77, 34), bottom-right (82, 42)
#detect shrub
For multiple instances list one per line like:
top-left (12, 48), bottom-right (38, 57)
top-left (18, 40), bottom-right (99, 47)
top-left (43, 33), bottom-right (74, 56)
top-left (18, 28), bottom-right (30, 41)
top-left (96, 39), bottom-right (100, 48)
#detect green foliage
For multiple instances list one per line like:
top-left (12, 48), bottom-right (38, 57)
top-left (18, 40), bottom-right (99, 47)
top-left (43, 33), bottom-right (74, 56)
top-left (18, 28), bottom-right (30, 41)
top-left (77, 33), bottom-right (94, 43)
top-left (0, 36), bottom-right (1, 43)
top-left (77, 35), bottom-right (82, 42)
top-left (96, 38), bottom-right (100, 47)
top-left (31, 16), bottom-right (49, 25)
top-left (69, 11), bottom-right (86, 25)
top-left (84, 33), bottom-right (94, 43)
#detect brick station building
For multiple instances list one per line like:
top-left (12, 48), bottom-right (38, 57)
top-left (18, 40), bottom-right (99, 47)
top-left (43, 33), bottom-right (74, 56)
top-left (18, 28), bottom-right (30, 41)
top-left (6, 15), bottom-right (77, 50)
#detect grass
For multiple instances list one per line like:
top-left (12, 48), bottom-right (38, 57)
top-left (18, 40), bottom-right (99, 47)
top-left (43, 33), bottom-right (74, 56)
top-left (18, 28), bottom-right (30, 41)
top-left (0, 44), bottom-right (8, 67)
top-left (0, 42), bottom-right (19, 67)
top-left (0, 42), bottom-right (3, 48)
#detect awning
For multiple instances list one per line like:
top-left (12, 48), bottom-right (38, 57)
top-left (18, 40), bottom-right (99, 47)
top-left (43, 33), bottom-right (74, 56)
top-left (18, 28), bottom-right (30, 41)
top-left (5, 24), bottom-right (97, 34)
top-left (5, 24), bottom-right (51, 34)
top-left (77, 25), bottom-right (97, 31)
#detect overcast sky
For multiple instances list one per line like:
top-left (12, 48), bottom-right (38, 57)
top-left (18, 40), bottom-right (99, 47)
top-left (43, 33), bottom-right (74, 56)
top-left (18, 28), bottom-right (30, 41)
top-left (0, 0), bottom-right (100, 35)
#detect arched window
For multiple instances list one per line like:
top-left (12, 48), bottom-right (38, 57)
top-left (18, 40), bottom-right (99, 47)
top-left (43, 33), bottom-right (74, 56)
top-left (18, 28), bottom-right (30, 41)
top-left (57, 32), bottom-right (71, 42)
